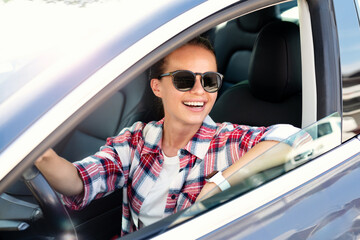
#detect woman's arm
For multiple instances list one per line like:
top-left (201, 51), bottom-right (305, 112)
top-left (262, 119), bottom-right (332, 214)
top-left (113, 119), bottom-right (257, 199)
top-left (197, 140), bottom-right (292, 201)
top-left (35, 148), bottom-right (84, 197)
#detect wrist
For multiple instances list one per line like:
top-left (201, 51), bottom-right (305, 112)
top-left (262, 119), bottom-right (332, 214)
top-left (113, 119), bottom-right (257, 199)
top-left (205, 170), bottom-right (231, 191)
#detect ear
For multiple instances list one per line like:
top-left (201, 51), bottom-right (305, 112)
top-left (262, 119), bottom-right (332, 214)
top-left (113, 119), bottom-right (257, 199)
top-left (150, 78), bottom-right (162, 98)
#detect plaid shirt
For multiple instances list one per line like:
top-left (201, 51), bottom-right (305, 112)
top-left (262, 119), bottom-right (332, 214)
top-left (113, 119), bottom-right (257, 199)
top-left (62, 116), bottom-right (299, 236)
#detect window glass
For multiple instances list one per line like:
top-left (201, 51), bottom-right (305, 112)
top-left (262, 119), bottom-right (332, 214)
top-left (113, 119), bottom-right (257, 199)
top-left (280, 5), bottom-right (299, 23)
top-left (333, 0), bottom-right (360, 141)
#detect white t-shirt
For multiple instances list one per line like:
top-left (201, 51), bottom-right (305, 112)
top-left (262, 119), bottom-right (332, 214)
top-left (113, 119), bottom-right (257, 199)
top-left (139, 152), bottom-right (180, 227)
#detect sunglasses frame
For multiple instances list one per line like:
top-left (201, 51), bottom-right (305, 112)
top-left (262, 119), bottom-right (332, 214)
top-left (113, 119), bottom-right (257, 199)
top-left (158, 70), bottom-right (223, 93)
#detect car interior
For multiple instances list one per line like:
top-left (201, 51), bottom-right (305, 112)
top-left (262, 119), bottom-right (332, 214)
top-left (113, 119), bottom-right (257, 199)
top-left (0, 1), bottom-right (304, 240)
top-left (210, 19), bottom-right (302, 127)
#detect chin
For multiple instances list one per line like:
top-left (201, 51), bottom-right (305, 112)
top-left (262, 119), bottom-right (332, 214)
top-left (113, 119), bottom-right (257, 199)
top-left (184, 115), bottom-right (207, 126)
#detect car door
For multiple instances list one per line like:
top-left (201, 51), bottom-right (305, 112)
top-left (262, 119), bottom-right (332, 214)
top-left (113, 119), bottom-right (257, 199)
top-left (123, 0), bottom-right (360, 238)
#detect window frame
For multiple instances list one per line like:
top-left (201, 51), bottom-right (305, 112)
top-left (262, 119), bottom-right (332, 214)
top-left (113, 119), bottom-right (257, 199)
top-left (125, 0), bottom-right (339, 238)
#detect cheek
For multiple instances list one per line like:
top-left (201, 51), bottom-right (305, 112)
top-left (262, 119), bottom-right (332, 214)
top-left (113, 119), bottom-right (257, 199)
top-left (206, 94), bottom-right (217, 112)
top-left (161, 87), bottom-right (182, 107)
top-left (209, 93), bottom-right (217, 105)
top-left (156, 80), bottom-right (171, 98)
top-left (161, 85), bottom-right (179, 100)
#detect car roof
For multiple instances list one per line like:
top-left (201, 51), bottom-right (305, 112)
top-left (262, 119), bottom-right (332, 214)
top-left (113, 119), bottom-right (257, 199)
top-left (0, 0), bottom-right (205, 153)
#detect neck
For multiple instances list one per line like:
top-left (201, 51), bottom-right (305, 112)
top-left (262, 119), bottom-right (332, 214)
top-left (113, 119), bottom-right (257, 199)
top-left (161, 119), bottom-right (201, 157)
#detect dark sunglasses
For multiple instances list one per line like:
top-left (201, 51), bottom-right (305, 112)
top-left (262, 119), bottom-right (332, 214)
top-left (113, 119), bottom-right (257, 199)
top-left (158, 70), bottom-right (223, 93)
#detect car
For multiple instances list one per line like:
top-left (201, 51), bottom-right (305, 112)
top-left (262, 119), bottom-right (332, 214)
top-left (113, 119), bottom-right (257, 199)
top-left (1, 0), bottom-right (360, 239)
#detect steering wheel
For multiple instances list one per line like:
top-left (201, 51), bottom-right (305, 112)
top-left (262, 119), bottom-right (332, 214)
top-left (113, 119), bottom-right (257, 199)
top-left (22, 166), bottom-right (77, 239)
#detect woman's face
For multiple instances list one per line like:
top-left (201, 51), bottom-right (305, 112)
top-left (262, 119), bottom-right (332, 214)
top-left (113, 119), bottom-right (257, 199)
top-left (151, 44), bottom-right (218, 128)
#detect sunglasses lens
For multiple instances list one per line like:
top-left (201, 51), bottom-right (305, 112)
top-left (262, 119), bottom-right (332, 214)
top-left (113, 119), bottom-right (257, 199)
top-left (202, 72), bottom-right (221, 93)
top-left (173, 71), bottom-right (195, 91)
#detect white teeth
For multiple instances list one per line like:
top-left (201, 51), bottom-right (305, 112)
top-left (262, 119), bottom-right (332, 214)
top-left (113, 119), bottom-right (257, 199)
top-left (183, 101), bottom-right (204, 107)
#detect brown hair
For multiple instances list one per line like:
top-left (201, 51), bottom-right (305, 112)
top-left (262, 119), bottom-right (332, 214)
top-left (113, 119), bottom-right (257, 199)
top-left (149, 36), bottom-right (215, 80)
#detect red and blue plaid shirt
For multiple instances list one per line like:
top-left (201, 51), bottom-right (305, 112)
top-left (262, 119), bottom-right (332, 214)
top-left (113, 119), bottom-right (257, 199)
top-left (62, 116), bottom-right (299, 236)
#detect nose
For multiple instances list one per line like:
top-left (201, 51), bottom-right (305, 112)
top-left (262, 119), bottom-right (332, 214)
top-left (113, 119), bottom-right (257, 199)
top-left (190, 75), bottom-right (205, 94)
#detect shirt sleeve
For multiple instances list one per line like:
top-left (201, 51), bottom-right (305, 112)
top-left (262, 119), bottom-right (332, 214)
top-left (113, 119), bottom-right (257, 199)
top-left (262, 124), bottom-right (314, 149)
top-left (259, 124), bottom-right (301, 143)
top-left (233, 124), bottom-right (302, 157)
top-left (62, 121), bottom-right (145, 210)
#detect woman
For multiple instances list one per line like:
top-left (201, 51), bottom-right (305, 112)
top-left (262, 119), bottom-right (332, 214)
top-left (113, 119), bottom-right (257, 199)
top-left (35, 36), bottom-right (299, 236)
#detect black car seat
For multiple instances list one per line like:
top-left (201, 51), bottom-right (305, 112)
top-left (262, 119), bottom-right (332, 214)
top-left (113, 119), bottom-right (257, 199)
top-left (210, 6), bottom-right (280, 96)
top-left (210, 21), bottom-right (302, 128)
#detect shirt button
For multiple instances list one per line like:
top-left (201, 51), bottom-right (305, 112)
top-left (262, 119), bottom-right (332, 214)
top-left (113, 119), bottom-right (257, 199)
top-left (171, 194), bottom-right (176, 200)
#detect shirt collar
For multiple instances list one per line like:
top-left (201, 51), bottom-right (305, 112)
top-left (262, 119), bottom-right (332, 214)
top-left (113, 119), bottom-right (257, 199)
top-left (141, 119), bottom-right (164, 155)
top-left (141, 116), bottom-right (218, 160)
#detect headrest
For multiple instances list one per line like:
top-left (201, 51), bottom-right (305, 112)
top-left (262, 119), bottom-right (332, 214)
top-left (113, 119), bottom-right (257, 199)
top-left (237, 6), bottom-right (280, 33)
top-left (248, 21), bottom-right (302, 103)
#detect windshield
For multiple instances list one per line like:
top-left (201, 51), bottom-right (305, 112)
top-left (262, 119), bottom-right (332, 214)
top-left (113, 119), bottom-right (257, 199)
top-left (130, 113), bottom-right (342, 238)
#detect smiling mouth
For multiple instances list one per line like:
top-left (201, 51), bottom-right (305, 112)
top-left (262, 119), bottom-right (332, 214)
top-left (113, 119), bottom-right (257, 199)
top-left (183, 101), bottom-right (205, 108)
